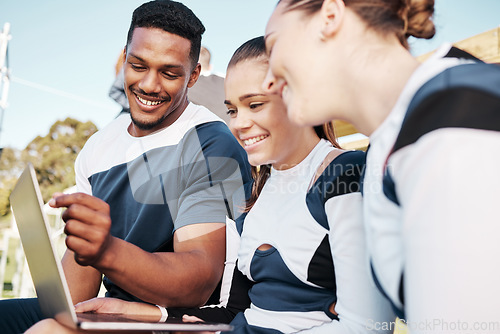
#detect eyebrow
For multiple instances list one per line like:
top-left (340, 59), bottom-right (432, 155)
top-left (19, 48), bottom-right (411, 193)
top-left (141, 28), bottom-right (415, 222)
top-left (263, 34), bottom-right (274, 55)
top-left (224, 93), bottom-right (268, 105)
top-left (128, 53), bottom-right (183, 69)
top-left (263, 34), bottom-right (271, 48)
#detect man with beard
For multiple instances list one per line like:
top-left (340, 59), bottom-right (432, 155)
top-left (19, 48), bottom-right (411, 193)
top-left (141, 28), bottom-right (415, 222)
top-left (0, 1), bottom-right (250, 332)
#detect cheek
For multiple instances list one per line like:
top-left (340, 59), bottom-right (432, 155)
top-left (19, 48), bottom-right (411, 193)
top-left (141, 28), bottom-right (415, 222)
top-left (246, 155), bottom-right (262, 167)
top-left (163, 80), bottom-right (188, 100)
top-left (123, 67), bottom-right (140, 86)
top-left (288, 104), bottom-right (332, 128)
top-left (229, 126), bottom-right (246, 150)
top-left (287, 104), bottom-right (317, 127)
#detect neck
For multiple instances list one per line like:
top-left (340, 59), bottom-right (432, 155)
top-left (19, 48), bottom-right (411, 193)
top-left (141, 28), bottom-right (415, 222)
top-left (331, 11), bottom-right (420, 136)
top-left (351, 45), bottom-right (420, 136)
top-left (272, 130), bottom-right (321, 170)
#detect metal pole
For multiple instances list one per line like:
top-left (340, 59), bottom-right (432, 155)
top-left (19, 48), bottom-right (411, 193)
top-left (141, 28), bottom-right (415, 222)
top-left (0, 22), bottom-right (12, 152)
top-left (0, 22), bottom-right (10, 69)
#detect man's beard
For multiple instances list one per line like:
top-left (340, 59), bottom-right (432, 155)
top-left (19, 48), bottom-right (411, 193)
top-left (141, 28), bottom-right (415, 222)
top-left (130, 112), bottom-right (169, 131)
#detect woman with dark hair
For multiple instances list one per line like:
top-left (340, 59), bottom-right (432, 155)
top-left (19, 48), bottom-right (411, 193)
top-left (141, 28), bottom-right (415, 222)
top-left (222, 36), bottom-right (392, 333)
top-left (263, 0), bottom-right (500, 330)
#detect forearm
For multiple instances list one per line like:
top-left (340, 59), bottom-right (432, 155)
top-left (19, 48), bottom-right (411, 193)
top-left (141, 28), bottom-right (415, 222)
top-left (62, 250), bottom-right (102, 304)
top-left (94, 235), bottom-right (225, 307)
top-left (169, 263), bottom-right (253, 323)
top-left (53, 193), bottom-right (226, 308)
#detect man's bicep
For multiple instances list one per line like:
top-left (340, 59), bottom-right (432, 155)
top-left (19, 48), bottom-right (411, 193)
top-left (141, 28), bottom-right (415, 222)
top-left (173, 222), bottom-right (226, 255)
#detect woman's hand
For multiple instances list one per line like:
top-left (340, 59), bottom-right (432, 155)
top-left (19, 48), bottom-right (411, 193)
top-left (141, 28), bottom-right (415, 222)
top-left (75, 297), bottom-right (161, 320)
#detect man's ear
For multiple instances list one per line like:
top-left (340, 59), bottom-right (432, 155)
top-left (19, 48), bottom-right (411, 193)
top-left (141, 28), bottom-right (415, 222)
top-left (122, 47), bottom-right (127, 64)
top-left (187, 63), bottom-right (201, 88)
top-left (320, 0), bottom-right (345, 38)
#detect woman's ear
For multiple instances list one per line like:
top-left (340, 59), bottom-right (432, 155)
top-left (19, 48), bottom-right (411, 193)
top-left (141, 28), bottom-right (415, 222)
top-left (320, 0), bottom-right (345, 38)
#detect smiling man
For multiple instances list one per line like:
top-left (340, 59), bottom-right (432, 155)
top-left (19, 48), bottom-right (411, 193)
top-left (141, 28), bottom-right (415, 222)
top-left (0, 1), bottom-right (251, 332)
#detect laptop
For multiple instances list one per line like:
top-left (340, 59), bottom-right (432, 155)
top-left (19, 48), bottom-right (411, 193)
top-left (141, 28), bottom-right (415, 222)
top-left (9, 163), bottom-right (234, 332)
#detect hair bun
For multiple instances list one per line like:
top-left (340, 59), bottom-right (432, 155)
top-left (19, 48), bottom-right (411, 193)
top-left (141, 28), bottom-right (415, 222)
top-left (405, 0), bottom-right (436, 39)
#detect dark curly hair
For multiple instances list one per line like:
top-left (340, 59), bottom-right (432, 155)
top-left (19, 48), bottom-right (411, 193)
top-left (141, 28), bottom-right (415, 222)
top-left (126, 0), bottom-right (205, 67)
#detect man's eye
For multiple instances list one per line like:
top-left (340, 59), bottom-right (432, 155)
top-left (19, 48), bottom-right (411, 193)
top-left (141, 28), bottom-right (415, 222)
top-left (162, 72), bottom-right (179, 79)
top-left (130, 63), bottom-right (145, 71)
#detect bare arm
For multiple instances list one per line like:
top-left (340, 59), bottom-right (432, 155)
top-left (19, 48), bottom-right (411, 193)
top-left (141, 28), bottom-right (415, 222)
top-left (61, 249), bottom-right (102, 304)
top-left (51, 192), bottom-right (225, 307)
top-left (95, 222), bottom-right (226, 307)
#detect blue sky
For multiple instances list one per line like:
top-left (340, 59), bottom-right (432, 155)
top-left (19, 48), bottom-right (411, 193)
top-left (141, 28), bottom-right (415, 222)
top-left (0, 0), bottom-right (499, 151)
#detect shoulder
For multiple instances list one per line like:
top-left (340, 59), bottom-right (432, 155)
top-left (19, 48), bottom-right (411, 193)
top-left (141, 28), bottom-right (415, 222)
top-left (180, 121), bottom-right (251, 186)
top-left (306, 149), bottom-right (365, 229)
top-left (307, 150), bottom-right (366, 205)
top-left (320, 150), bottom-right (366, 185)
top-left (84, 114), bottom-right (129, 144)
top-left (78, 114), bottom-right (130, 158)
top-left (393, 62), bottom-right (500, 154)
top-left (194, 121), bottom-right (246, 158)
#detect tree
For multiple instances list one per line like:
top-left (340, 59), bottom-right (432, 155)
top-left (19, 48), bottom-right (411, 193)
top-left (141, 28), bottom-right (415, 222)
top-left (0, 147), bottom-right (23, 216)
top-left (0, 118), bottom-right (97, 216)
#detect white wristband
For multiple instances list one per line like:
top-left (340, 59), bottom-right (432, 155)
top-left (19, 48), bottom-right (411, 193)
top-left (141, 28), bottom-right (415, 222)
top-left (156, 305), bottom-right (168, 322)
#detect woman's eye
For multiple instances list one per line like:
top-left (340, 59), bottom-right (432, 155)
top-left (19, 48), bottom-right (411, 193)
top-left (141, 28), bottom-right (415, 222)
top-left (249, 103), bottom-right (264, 110)
top-left (226, 109), bottom-right (237, 117)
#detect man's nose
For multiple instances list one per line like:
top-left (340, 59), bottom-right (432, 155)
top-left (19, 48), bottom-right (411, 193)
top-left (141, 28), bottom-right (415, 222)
top-left (138, 71), bottom-right (161, 94)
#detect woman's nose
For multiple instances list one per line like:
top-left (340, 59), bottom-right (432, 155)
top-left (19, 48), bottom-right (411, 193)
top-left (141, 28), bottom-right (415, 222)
top-left (262, 67), bottom-right (278, 94)
top-left (230, 111), bottom-right (253, 132)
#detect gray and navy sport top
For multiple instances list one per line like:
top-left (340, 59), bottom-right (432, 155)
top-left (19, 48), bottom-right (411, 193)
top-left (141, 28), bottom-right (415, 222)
top-left (75, 103), bottom-right (251, 303)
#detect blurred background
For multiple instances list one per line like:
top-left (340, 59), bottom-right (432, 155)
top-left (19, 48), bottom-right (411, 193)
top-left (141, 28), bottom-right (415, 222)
top-left (0, 0), bottom-right (499, 300)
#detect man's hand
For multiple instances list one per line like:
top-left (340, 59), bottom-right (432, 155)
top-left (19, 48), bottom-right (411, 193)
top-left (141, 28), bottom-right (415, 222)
top-left (50, 193), bottom-right (112, 267)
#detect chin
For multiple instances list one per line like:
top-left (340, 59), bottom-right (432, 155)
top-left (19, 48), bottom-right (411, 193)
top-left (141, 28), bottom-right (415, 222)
top-left (248, 157), bottom-right (268, 168)
top-left (288, 102), bottom-right (329, 127)
top-left (130, 113), bottom-right (166, 131)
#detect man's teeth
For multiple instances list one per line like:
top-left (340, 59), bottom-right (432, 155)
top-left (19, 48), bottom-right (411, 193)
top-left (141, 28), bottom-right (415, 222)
top-left (244, 135), bottom-right (267, 146)
top-left (137, 95), bottom-right (162, 106)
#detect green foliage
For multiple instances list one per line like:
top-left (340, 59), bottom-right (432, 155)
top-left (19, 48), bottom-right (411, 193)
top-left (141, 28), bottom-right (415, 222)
top-left (0, 118), bottom-right (98, 215)
top-left (0, 147), bottom-right (23, 216)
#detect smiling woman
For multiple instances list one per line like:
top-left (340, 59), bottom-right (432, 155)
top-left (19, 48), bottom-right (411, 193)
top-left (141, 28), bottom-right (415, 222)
top-left (262, 0), bottom-right (500, 331)
top-left (224, 56), bottom-right (317, 170)
top-left (218, 36), bottom-right (395, 334)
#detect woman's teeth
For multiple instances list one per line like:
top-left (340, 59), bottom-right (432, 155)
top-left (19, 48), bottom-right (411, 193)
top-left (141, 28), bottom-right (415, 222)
top-left (244, 135), bottom-right (268, 146)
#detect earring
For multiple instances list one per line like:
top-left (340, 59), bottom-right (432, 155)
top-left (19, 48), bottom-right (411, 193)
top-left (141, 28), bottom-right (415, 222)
top-left (256, 165), bottom-right (261, 173)
top-left (319, 30), bottom-right (327, 42)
